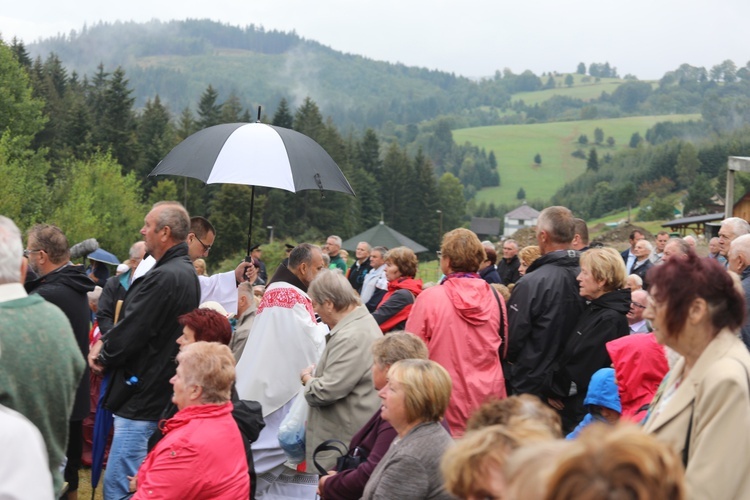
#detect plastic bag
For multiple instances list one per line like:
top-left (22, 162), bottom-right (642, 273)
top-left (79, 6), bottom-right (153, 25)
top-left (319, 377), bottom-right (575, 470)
top-left (278, 387), bottom-right (309, 464)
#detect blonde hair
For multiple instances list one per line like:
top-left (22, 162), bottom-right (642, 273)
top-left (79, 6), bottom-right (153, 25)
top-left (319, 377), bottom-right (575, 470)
top-left (491, 283), bottom-right (511, 302)
top-left (388, 359), bottom-right (451, 423)
top-left (579, 247), bottom-right (627, 292)
top-left (442, 421), bottom-right (558, 499)
top-left (544, 423), bottom-right (685, 500)
top-left (193, 258), bottom-right (208, 276)
top-left (506, 440), bottom-right (572, 500)
top-left (384, 246), bottom-right (418, 278)
top-left (441, 228), bottom-right (486, 273)
top-left (519, 245), bottom-right (542, 267)
top-left (466, 395), bottom-right (562, 438)
top-left (177, 342), bottom-right (236, 404)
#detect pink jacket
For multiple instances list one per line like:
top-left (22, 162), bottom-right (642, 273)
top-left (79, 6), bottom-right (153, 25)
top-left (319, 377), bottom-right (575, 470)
top-left (134, 402), bottom-right (249, 499)
top-left (406, 276), bottom-right (506, 436)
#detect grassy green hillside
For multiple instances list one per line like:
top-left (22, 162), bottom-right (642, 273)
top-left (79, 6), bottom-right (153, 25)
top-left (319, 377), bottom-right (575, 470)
top-left (455, 114), bottom-right (700, 205)
top-left (512, 75), bottom-right (625, 105)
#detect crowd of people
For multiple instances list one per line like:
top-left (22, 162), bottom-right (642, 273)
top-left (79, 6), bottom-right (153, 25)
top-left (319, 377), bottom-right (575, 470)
top-left (2, 203), bottom-right (750, 499)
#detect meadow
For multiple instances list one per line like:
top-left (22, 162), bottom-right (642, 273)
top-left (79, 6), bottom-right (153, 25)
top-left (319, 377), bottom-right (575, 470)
top-left (511, 75), bottom-right (626, 105)
top-left (455, 114), bottom-right (700, 205)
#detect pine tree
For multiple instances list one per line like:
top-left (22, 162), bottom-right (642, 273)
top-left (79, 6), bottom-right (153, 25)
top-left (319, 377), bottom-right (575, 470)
top-left (100, 67), bottom-right (137, 172)
top-left (220, 91), bottom-right (243, 123)
top-left (136, 95), bottom-right (174, 190)
top-left (587, 148), bottom-right (599, 172)
top-left (534, 153), bottom-right (542, 165)
top-left (594, 127), bottom-right (604, 144)
top-left (517, 187), bottom-right (526, 200)
top-left (411, 149), bottom-right (440, 250)
top-left (272, 98), bottom-right (294, 128)
top-left (197, 84), bottom-right (222, 129)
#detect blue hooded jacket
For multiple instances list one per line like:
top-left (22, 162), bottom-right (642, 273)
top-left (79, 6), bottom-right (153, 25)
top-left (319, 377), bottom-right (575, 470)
top-left (566, 368), bottom-right (620, 439)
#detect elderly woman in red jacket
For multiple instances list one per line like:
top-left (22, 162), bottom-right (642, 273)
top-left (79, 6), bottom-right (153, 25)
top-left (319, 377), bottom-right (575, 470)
top-left (131, 342), bottom-right (249, 499)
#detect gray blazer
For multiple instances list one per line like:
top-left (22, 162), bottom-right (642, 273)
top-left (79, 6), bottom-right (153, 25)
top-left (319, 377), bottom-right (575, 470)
top-left (362, 422), bottom-right (455, 500)
top-left (304, 304), bottom-right (382, 470)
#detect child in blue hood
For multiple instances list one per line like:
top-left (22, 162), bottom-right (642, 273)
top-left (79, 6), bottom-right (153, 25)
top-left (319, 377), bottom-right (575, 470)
top-left (566, 368), bottom-right (621, 439)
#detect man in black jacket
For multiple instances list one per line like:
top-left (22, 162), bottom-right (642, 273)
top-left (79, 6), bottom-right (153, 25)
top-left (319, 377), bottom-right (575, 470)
top-left (25, 224), bottom-right (95, 499)
top-left (497, 239), bottom-right (521, 285)
top-left (89, 202), bottom-right (200, 500)
top-left (506, 206), bottom-right (584, 399)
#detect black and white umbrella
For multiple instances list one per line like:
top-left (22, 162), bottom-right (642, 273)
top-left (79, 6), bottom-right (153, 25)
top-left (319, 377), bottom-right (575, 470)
top-left (149, 121), bottom-right (355, 255)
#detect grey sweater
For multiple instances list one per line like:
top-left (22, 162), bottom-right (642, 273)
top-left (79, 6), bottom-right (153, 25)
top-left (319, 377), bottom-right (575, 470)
top-left (362, 421), bottom-right (455, 500)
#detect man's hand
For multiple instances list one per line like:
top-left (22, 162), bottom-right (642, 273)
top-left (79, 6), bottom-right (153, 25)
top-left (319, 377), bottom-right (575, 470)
top-left (547, 398), bottom-right (564, 411)
top-left (88, 339), bottom-right (105, 375)
top-left (235, 261), bottom-right (257, 284)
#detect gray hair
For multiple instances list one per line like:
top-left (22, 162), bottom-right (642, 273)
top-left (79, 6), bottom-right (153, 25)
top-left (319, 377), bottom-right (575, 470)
top-left (237, 281), bottom-right (254, 299)
top-left (0, 217), bottom-right (23, 284)
top-left (129, 241), bottom-right (146, 259)
top-left (288, 243), bottom-right (321, 270)
top-left (327, 235), bottom-right (343, 247)
top-left (308, 269), bottom-right (360, 311)
top-left (627, 274), bottom-right (643, 288)
top-left (536, 206), bottom-right (575, 244)
top-left (666, 237), bottom-right (691, 256)
top-left (730, 234), bottom-right (750, 262)
top-left (372, 246), bottom-right (388, 257)
top-left (721, 217), bottom-right (750, 239)
top-left (636, 239), bottom-right (653, 253)
top-left (153, 201), bottom-right (190, 242)
top-left (503, 239), bottom-right (519, 250)
top-left (357, 241), bottom-right (372, 252)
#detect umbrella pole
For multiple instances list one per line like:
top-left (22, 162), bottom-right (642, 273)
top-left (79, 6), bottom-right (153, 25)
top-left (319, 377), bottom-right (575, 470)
top-left (246, 185), bottom-right (255, 259)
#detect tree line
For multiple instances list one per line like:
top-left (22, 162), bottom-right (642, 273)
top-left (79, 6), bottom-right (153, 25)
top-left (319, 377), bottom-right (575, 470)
top-left (1, 38), bottom-right (478, 268)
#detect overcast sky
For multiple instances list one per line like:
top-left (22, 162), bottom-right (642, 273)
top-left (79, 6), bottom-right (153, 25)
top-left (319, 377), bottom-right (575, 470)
top-left (2, 0), bottom-right (748, 80)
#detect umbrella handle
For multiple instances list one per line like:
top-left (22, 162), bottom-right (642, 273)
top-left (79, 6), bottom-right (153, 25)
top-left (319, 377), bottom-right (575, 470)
top-left (246, 185), bottom-right (255, 257)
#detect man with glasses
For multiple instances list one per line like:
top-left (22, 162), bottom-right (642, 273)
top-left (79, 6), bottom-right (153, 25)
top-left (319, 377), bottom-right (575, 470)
top-left (24, 224), bottom-right (95, 499)
top-left (627, 289), bottom-right (651, 334)
top-left (134, 216), bottom-right (255, 313)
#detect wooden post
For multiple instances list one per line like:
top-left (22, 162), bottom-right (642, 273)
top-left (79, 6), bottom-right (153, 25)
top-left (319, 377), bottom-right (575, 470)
top-left (727, 157), bottom-right (750, 218)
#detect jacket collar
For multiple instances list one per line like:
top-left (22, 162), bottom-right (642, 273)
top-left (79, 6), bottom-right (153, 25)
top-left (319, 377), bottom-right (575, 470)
top-left (153, 242), bottom-right (189, 269)
top-left (327, 304), bottom-right (369, 341)
top-left (267, 263), bottom-right (308, 292)
top-left (645, 329), bottom-right (737, 432)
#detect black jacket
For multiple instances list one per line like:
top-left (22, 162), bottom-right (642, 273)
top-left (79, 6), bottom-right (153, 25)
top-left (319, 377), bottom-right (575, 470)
top-left (630, 259), bottom-right (653, 290)
top-left (506, 250), bottom-right (585, 397)
top-left (99, 242), bottom-right (200, 420)
top-left (97, 270), bottom-right (132, 336)
top-left (549, 288), bottom-right (631, 398)
top-left (347, 258), bottom-right (372, 294)
top-left (479, 265), bottom-right (503, 285)
top-left (26, 263), bottom-right (94, 421)
top-left (498, 255), bottom-right (521, 285)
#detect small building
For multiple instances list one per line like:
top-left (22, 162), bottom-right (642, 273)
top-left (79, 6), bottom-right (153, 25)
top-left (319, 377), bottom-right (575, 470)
top-left (503, 203), bottom-right (540, 238)
top-left (470, 217), bottom-right (502, 240)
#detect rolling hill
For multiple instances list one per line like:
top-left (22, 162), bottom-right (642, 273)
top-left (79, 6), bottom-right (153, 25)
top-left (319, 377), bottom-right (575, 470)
top-left (455, 114), bottom-right (701, 205)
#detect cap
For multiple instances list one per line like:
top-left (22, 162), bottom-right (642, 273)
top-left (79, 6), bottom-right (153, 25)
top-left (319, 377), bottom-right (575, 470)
top-left (116, 263), bottom-right (129, 275)
top-left (199, 301), bottom-right (231, 318)
top-left (250, 244), bottom-right (261, 252)
top-left (285, 243), bottom-right (295, 251)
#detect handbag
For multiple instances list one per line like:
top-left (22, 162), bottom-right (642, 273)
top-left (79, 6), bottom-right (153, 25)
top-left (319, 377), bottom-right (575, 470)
top-left (278, 388), bottom-right (309, 464)
top-left (312, 439), bottom-right (368, 476)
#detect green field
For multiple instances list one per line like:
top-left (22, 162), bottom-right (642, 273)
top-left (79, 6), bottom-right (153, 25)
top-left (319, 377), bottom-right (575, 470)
top-left (455, 114), bottom-right (701, 205)
top-left (512, 75), bottom-right (626, 105)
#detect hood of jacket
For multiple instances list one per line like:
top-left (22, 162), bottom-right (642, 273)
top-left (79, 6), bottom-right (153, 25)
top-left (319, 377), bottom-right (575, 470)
top-left (440, 276), bottom-right (496, 326)
top-left (606, 333), bottom-right (669, 420)
top-left (388, 277), bottom-right (423, 296)
top-left (526, 249), bottom-right (580, 275)
top-left (25, 262), bottom-right (95, 295)
top-left (589, 288), bottom-right (632, 315)
top-left (583, 367), bottom-right (621, 413)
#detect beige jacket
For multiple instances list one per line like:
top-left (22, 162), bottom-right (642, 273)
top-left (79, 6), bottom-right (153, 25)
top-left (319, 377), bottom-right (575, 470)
top-left (304, 305), bottom-right (382, 470)
top-left (643, 329), bottom-right (750, 499)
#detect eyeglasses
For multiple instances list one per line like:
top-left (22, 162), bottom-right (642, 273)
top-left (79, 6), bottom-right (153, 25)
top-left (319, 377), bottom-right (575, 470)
top-left (631, 301), bottom-right (646, 309)
top-left (194, 234), bottom-right (212, 253)
top-left (23, 249), bottom-right (43, 257)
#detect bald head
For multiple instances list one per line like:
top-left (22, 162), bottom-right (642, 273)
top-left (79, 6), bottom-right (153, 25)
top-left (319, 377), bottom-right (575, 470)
top-left (728, 234), bottom-right (750, 274)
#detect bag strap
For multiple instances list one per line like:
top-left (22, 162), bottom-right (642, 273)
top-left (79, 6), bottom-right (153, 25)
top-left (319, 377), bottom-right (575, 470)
top-left (683, 356), bottom-right (750, 468)
top-left (312, 439), bottom-right (349, 476)
top-left (490, 287), bottom-right (509, 360)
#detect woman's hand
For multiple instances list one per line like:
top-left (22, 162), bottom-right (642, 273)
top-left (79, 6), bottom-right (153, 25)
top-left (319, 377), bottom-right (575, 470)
top-left (547, 398), bottom-right (564, 410)
top-left (128, 475), bottom-right (137, 493)
top-left (317, 471), bottom-right (337, 497)
top-left (300, 364), bottom-right (316, 385)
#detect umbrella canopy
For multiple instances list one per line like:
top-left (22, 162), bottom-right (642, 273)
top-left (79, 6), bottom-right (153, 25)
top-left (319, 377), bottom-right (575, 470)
top-left (342, 221), bottom-right (429, 253)
top-left (149, 122), bottom-right (355, 255)
top-left (90, 373), bottom-right (114, 496)
top-left (150, 122), bottom-right (355, 194)
top-left (87, 248), bottom-right (120, 266)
